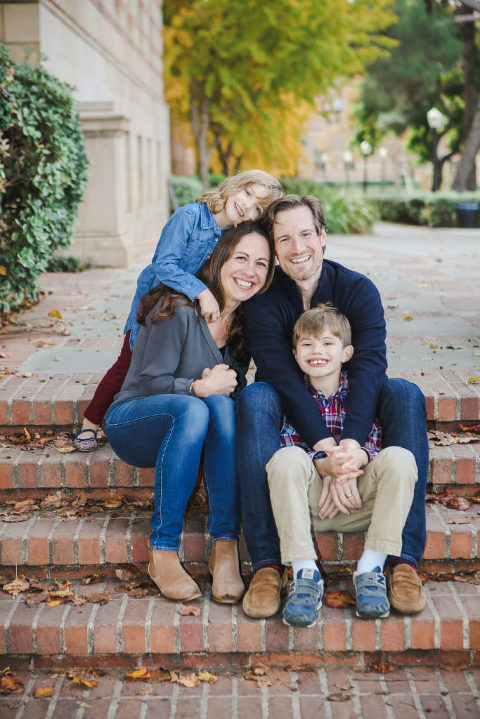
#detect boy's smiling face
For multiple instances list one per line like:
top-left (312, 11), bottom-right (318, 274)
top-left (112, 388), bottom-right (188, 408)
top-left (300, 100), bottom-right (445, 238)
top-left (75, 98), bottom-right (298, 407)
top-left (294, 328), bottom-right (353, 393)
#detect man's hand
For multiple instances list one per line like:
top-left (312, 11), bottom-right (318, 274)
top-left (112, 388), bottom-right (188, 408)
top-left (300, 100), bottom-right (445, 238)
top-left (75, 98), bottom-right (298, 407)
top-left (329, 477), bottom-right (362, 516)
top-left (317, 476), bottom-right (339, 519)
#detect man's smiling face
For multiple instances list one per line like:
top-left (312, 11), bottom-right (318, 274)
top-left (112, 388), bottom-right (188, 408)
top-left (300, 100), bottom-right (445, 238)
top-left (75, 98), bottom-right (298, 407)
top-left (272, 205), bottom-right (326, 284)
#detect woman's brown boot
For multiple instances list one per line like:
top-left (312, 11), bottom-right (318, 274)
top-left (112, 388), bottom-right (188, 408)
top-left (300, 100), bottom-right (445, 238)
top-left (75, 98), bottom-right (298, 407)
top-left (208, 539), bottom-right (245, 604)
top-left (148, 548), bottom-right (201, 601)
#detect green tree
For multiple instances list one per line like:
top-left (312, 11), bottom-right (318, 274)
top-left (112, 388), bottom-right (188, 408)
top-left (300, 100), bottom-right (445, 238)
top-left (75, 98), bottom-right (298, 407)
top-left (164, 0), bottom-right (397, 186)
top-left (354, 0), bottom-right (479, 190)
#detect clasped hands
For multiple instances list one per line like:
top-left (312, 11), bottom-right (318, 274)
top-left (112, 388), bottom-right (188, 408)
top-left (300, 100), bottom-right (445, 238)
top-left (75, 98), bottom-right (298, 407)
top-left (314, 441), bottom-right (367, 520)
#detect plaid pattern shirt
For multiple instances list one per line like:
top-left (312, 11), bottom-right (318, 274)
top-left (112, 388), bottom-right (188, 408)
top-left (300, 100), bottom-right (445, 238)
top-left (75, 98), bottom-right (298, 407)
top-left (280, 372), bottom-right (382, 461)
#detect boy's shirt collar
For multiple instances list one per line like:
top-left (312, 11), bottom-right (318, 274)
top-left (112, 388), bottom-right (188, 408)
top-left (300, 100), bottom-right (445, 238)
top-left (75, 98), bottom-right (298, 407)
top-left (304, 372), bottom-right (348, 401)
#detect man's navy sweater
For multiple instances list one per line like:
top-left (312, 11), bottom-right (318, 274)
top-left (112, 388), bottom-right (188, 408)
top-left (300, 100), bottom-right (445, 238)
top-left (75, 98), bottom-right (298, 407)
top-left (243, 259), bottom-right (388, 449)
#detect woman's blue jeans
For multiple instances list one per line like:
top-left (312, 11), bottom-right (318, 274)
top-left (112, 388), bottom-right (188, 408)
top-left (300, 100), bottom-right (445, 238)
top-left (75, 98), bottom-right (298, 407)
top-left (236, 379), bottom-right (428, 571)
top-left (106, 393), bottom-right (239, 550)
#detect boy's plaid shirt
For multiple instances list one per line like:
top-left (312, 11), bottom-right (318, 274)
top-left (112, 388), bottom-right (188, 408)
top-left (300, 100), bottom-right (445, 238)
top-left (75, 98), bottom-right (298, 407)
top-left (280, 372), bottom-right (382, 461)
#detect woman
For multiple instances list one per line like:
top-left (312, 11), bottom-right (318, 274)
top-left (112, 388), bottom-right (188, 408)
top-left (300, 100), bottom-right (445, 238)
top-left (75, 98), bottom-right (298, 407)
top-left (105, 221), bottom-right (275, 603)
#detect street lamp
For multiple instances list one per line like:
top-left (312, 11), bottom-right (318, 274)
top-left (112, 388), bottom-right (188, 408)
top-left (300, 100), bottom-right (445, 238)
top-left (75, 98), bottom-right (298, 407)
top-left (426, 107), bottom-right (447, 192)
top-left (343, 150), bottom-right (354, 187)
top-left (315, 150), bottom-right (328, 183)
top-left (378, 146), bottom-right (388, 191)
top-left (360, 140), bottom-right (372, 193)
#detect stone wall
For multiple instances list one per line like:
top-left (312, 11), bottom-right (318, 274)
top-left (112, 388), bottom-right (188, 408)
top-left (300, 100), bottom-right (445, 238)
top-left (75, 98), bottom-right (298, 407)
top-left (0, 0), bottom-right (171, 267)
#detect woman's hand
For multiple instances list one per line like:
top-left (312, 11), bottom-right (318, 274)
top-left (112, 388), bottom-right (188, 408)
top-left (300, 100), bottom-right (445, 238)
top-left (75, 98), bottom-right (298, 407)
top-left (197, 288), bottom-right (220, 322)
top-left (314, 445), bottom-right (364, 482)
top-left (193, 364), bottom-right (237, 397)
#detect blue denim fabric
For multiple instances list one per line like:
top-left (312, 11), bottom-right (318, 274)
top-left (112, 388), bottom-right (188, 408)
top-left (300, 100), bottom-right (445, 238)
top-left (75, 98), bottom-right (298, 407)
top-left (236, 379), bottom-right (428, 570)
top-left (124, 203), bottom-right (225, 348)
top-left (106, 393), bottom-right (239, 550)
top-left (376, 378), bottom-right (428, 566)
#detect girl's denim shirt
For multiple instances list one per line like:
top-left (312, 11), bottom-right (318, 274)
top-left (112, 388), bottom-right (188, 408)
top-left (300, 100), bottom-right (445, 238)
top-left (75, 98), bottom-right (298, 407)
top-left (124, 202), bottom-right (225, 347)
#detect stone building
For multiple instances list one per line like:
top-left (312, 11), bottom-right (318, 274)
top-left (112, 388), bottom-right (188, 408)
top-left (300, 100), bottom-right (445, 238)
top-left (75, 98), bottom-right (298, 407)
top-left (0, 0), bottom-right (171, 267)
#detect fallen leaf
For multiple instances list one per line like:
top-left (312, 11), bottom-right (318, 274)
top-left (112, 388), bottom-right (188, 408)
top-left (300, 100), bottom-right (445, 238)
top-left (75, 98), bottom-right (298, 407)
top-left (172, 672), bottom-right (200, 688)
top-left (136, 686), bottom-right (153, 695)
top-left (82, 574), bottom-right (103, 585)
top-left (467, 376), bottom-right (480, 384)
top-left (125, 668), bottom-right (150, 681)
top-left (36, 341), bottom-right (56, 347)
top-left (75, 701), bottom-right (92, 708)
top-left (48, 310), bottom-right (63, 319)
top-left (46, 598), bottom-right (67, 607)
top-left (1, 513), bottom-right (31, 523)
top-left (327, 693), bottom-right (351, 702)
top-left (18, 372), bottom-right (35, 377)
top-left (198, 671), bottom-right (218, 684)
top-left (0, 352), bottom-right (10, 358)
top-left (148, 669), bottom-right (170, 683)
top-left (445, 496), bottom-right (470, 511)
top-left (325, 590), bottom-right (355, 609)
top-left (0, 265), bottom-right (7, 276)
top-left (179, 604), bottom-right (201, 616)
top-left (72, 677), bottom-right (99, 689)
top-left (429, 344), bottom-right (438, 349)
top-left (370, 662), bottom-right (394, 674)
top-left (3, 577), bottom-right (30, 596)
top-left (103, 498), bottom-right (123, 509)
top-left (447, 517), bottom-right (472, 524)
top-left (25, 591), bottom-right (49, 606)
top-left (34, 686), bottom-right (55, 698)
top-left (83, 592), bottom-right (110, 605)
top-left (0, 675), bottom-right (24, 694)
top-left (335, 681), bottom-right (351, 691)
top-left (403, 316), bottom-right (413, 321)
top-left (115, 567), bottom-right (141, 583)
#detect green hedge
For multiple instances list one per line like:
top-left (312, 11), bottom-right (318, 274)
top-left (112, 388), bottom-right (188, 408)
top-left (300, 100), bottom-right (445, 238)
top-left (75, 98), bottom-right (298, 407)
top-left (0, 45), bottom-right (88, 315)
top-left (170, 175), bottom-right (203, 210)
top-left (369, 191), bottom-right (480, 228)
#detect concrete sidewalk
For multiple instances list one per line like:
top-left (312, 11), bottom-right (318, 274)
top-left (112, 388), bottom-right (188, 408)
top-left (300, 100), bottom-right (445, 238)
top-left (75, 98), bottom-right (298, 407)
top-left (1, 221), bottom-right (479, 380)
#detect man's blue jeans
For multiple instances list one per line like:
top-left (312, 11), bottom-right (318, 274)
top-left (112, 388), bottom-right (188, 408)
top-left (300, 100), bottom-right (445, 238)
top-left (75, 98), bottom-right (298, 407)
top-left (236, 379), bottom-right (428, 571)
top-left (106, 393), bottom-right (239, 550)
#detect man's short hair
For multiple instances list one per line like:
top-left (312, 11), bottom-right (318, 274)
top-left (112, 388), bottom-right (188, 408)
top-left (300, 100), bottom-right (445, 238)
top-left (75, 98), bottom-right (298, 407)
top-left (292, 303), bottom-right (352, 348)
top-left (262, 194), bottom-right (327, 238)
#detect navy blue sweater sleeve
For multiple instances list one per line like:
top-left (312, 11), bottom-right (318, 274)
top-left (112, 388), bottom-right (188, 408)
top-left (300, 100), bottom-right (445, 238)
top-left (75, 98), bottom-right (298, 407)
top-left (243, 262), bottom-right (387, 448)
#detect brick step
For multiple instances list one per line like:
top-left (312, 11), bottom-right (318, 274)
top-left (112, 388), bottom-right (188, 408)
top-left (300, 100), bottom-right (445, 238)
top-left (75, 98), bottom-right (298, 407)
top-left (1, 503), bottom-right (478, 578)
top-left (1, 368), bottom-right (480, 430)
top-left (1, 443), bottom-right (479, 499)
top-left (0, 574), bottom-right (478, 670)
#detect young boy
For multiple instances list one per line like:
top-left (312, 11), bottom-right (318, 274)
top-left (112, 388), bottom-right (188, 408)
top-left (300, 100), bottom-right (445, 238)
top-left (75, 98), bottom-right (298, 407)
top-left (266, 304), bottom-right (418, 626)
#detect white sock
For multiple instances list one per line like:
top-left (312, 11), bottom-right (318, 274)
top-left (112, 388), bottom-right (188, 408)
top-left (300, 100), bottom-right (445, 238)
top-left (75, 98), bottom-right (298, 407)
top-left (356, 549), bottom-right (388, 575)
top-left (292, 559), bottom-right (318, 577)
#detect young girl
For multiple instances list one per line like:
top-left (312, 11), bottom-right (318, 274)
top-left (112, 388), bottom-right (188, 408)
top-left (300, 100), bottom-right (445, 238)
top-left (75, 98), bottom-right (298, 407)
top-left (75, 170), bottom-right (283, 451)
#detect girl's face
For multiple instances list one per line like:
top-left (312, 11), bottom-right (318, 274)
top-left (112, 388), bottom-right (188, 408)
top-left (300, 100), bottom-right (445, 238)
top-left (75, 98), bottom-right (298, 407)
top-left (220, 233), bottom-right (271, 305)
top-left (221, 183), bottom-right (271, 226)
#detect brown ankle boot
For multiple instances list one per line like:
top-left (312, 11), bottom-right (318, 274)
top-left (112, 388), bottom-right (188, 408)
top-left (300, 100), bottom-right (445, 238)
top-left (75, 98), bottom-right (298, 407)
top-left (208, 539), bottom-right (245, 604)
top-left (148, 548), bottom-right (201, 601)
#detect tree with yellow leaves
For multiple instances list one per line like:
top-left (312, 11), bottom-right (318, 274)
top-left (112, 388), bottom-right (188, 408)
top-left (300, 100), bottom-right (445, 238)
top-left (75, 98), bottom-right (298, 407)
top-left (164, 0), bottom-right (397, 186)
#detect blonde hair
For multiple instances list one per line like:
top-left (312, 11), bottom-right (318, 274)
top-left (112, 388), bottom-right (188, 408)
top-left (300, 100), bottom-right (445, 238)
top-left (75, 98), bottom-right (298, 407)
top-left (198, 170), bottom-right (283, 214)
top-left (292, 303), bottom-right (352, 348)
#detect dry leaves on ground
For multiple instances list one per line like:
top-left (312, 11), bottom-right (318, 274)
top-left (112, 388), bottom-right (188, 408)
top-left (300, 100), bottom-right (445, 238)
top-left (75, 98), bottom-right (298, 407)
top-left (325, 590), bottom-right (355, 609)
top-left (428, 428), bottom-right (480, 447)
top-left (178, 603), bottom-right (201, 616)
top-left (0, 668), bottom-right (24, 695)
top-left (34, 686), bottom-right (55, 698)
top-left (426, 492), bottom-right (479, 512)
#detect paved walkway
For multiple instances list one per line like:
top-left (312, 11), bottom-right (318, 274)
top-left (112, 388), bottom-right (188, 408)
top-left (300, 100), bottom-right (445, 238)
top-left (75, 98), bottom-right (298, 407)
top-left (1, 222), bottom-right (479, 381)
top-left (2, 666), bottom-right (479, 719)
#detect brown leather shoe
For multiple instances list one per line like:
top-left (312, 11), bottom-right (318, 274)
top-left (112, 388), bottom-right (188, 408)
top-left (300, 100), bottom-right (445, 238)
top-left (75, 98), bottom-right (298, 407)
top-left (385, 563), bottom-right (426, 614)
top-left (208, 539), bottom-right (245, 604)
top-left (242, 567), bottom-right (287, 618)
top-left (148, 548), bottom-right (201, 601)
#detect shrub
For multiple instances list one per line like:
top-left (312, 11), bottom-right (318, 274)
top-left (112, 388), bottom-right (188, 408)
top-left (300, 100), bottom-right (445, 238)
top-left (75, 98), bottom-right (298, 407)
top-left (0, 45), bottom-right (88, 315)
top-left (370, 191), bottom-right (480, 227)
top-left (169, 174), bottom-right (203, 210)
top-left (281, 178), bottom-right (377, 234)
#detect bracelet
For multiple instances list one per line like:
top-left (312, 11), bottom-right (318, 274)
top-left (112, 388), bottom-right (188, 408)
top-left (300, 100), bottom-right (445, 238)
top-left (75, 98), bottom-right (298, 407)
top-left (312, 450), bottom-right (328, 460)
top-left (189, 380), bottom-right (197, 396)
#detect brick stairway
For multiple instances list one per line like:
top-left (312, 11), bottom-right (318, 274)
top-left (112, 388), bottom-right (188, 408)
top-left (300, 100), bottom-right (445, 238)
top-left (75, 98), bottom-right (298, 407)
top-left (0, 372), bottom-right (479, 672)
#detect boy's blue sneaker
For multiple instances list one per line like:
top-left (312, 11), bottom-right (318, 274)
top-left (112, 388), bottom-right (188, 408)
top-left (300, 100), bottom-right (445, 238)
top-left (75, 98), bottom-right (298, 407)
top-left (282, 568), bottom-right (324, 627)
top-left (353, 566), bottom-right (390, 619)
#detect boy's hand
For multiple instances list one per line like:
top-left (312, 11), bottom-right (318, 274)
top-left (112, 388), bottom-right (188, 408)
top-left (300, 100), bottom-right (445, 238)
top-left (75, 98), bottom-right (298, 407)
top-left (197, 288), bottom-right (220, 322)
top-left (314, 445), bottom-right (363, 482)
top-left (317, 476), bottom-right (339, 519)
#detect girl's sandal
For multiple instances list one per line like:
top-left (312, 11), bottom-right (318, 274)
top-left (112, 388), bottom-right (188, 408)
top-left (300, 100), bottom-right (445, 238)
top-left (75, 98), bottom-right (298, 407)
top-left (74, 428), bottom-right (100, 452)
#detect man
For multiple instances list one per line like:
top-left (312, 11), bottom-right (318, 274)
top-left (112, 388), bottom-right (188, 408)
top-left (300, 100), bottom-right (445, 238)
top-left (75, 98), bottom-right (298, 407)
top-left (237, 194), bottom-right (428, 619)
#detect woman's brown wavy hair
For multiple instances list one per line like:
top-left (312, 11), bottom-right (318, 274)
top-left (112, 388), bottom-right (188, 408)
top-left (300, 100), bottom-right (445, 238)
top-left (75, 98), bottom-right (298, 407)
top-left (137, 221), bottom-right (275, 365)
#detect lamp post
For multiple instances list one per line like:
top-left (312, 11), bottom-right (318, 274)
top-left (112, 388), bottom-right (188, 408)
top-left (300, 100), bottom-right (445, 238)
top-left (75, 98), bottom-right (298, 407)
top-left (360, 140), bottom-right (372, 194)
top-left (378, 146), bottom-right (388, 191)
top-left (343, 150), bottom-right (354, 187)
top-left (426, 107), bottom-right (447, 192)
top-left (315, 150), bottom-right (328, 184)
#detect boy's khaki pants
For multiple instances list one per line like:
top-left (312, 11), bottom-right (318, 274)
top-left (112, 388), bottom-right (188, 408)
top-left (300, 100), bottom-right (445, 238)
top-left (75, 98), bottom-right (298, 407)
top-left (266, 445), bottom-right (417, 564)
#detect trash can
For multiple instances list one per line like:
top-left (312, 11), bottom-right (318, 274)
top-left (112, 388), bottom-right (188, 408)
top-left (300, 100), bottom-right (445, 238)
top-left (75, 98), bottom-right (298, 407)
top-left (457, 202), bottom-right (479, 228)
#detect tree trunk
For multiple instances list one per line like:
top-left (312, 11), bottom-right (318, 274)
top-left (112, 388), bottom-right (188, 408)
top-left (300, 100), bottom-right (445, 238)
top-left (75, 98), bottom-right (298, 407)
top-left (459, 4), bottom-right (478, 189)
top-left (453, 93), bottom-right (480, 191)
top-left (190, 88), bottom-right (210, 190)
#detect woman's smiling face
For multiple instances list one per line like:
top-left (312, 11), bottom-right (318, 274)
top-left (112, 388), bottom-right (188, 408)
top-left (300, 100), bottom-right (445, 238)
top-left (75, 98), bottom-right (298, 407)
top-left (220, 232), bottom-right (271, 304)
